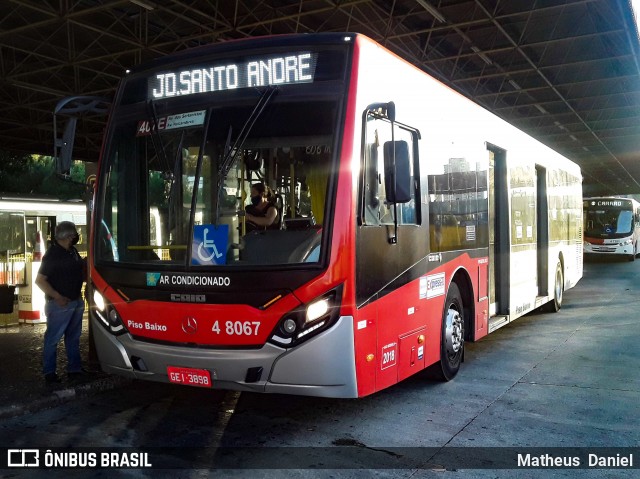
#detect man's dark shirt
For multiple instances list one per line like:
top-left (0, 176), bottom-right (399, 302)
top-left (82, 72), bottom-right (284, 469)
top-left (38, 242), bottom-right (84, 301)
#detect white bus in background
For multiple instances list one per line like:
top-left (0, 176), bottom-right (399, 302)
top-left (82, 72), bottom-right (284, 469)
top-left (0, 197), bottom-right (164, 265)
top-left (0, 197), bottom-right (89, 322)
top-left (0, 196), bottom-right (88, 258)
top-left (583, 197), bottom-right (640, 261)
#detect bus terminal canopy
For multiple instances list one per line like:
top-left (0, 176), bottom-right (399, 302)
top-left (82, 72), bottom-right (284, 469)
top-left (1, 0), bottom-right (640, 197)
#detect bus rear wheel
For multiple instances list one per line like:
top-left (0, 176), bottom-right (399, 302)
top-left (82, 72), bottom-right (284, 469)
top-left (547, 261), bottom-right (563, 312)
top-left (430, 283), bottom-right (464, 381)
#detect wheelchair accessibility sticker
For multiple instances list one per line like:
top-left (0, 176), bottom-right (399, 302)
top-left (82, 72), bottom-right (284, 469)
top-left (191, 224), bottom-right (228, 265)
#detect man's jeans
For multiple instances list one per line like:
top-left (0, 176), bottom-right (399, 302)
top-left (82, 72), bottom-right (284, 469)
top-left (43, 298), bottom-right (85, 375)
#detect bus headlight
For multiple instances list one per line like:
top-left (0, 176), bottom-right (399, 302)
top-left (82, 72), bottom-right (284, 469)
top-left (93, 289), bottom-right (105, 312)
top-left (91, 285), bottom-right (127, 335)
top-left (621, 239), bottom-right (633, 245)
top-left (269, 284), bottom-right (343, 348)
top-left (306, 298), bottom-right (329, 323)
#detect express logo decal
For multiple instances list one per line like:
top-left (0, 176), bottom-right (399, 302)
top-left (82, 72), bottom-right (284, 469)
top-left (420, 272), bottom-right (446, 299)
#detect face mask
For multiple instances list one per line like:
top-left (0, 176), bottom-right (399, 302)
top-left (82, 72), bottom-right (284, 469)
top-left (251, 195), bottom-right (261, 206)
top-left (70, 234), bottom-right (79, 246)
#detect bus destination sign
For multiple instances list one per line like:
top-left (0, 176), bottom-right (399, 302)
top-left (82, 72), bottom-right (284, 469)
top-left (149, 52), bottom-right (317, 100)
top-left (591, 200), bottom-right (626, 207)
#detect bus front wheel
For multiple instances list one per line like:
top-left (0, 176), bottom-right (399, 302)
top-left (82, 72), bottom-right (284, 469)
top-left (430, 283), bottom-right (464, 381)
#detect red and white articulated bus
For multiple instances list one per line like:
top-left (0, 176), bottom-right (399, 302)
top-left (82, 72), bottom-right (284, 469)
top-left (583, 197), bottom-right (640, 261)
top-left (88, 33), bottom-right (583, 398)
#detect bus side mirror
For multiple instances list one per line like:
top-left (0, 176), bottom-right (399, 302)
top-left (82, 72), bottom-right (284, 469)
top-left (55, 117), bottom-right (77, 176)
top-left (383, 140), bottom-right (411, 204)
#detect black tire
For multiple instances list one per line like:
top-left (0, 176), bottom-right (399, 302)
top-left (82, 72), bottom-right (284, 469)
top-left (430, 283), bottom-right (464, 381)
top-left (548, 261), bottom-right (564, 312)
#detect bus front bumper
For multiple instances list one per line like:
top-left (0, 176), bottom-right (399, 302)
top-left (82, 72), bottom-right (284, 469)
top-left (91, 315), bottom-right (358, 398)
top-left (584, 242), bottom-right (633, 255)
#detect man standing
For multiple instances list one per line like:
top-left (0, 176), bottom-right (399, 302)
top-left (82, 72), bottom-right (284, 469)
top-left (35, 221), bottom-right (86, 383)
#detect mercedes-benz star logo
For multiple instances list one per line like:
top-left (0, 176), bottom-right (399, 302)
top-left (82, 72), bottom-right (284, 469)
top-left (182, 316), bottom-right (198, 334)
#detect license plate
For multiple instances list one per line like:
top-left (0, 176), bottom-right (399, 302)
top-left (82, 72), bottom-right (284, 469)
top-left (167, 366), bottom-right (212, 388)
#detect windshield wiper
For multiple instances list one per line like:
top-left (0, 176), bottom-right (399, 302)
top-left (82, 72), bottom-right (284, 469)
top-left (146, 99), bottom-right (174, 180)
top-left (215, 86), bottom-right (278, 221)
top-left (218, 86), bottom-right (278, 179)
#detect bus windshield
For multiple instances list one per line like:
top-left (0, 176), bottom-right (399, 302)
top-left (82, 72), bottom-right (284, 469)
top-left (584, 205), bottom-right (634, 237)
top-left (96, 97), bottom-right (337, 268)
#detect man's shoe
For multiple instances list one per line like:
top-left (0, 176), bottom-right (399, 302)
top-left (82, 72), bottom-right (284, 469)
top-left (45, 373), bottom-right (61, 383)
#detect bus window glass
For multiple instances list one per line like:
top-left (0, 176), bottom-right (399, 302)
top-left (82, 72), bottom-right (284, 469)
top-left (363, 115), bottom-right (417, 226)
top-left (97, 100), bottom-right (337, 267)
top-left (617, 210), bottom-right (633, 233)
top-left (0, 211), bottom-right (26, 285)
top-left (585, 206), bottom-right (633, 236)
top-left (99, 124), bottom-right (204, 263)
top-left (510, 165), bottom-right (536, 246)
top-left (428, 159), bottom-right (481, 252)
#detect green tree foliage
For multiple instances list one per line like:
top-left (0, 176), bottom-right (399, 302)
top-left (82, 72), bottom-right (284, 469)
top-left (0, 150), bottom-right (29, 191)
top-left (149, 170), bottom-right (167, 207)
top-left (0, 151), bottom-right (86, 200)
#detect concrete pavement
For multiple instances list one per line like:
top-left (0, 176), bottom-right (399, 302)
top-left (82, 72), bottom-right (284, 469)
top-left (0, 319), bottom-right (126, 419)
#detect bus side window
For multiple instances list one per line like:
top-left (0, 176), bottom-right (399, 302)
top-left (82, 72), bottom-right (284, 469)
top-left (363, 123), bottom-right (419, 226)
